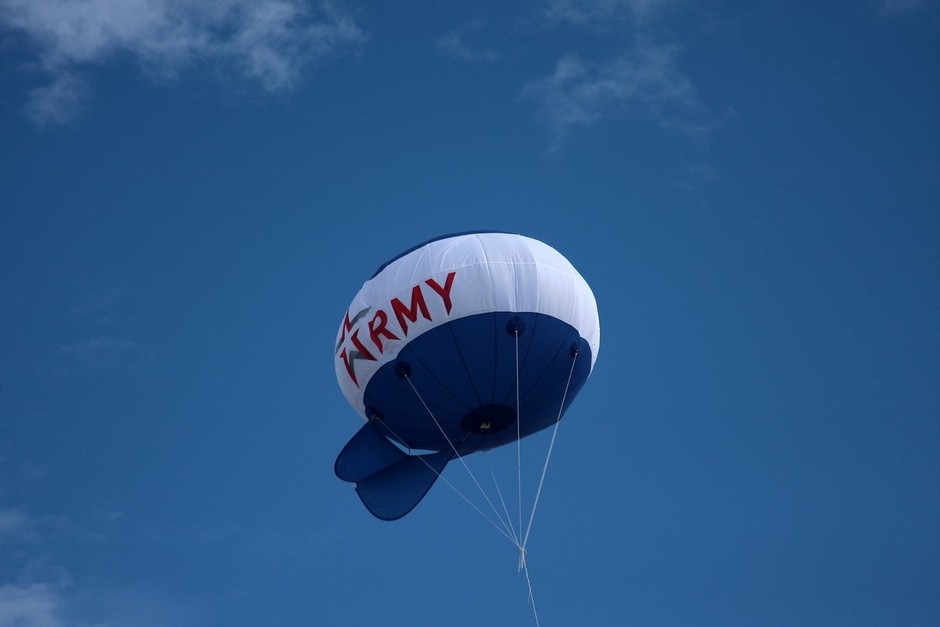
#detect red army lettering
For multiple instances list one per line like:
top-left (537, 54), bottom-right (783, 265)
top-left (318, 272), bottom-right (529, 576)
top-left (425, 272), bottom-right (456, 314)
top-left (391, 284), bottom-right (430, 337)
top-left (338, 271), bottom-right (457, 387)
top-left (368, 309), bottom-right (399, 354)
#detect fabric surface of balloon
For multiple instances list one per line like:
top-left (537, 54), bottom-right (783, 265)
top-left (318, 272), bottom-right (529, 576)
top-left (333, 232), bottom-right (600, 520)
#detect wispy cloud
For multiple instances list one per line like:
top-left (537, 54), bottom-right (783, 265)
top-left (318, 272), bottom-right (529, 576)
top-left (437, 19), bottom-right (498, 62)
top-left (22, 72), bottom-right (92, 127)
top-left (543, 0), bottom-right (672, 26)
top-left (0, 505), bottom-right (196, 627)
top-left (0, 581), bottom-right (202, 627)
top-left (0, 449), bottom-right (49, 499)
top-left (0, 583), bottom-right (64, 627)
top-left (0, 505), bottom-right (119, 549)
top-left (60, 335), bottom-right (137, 366)
top-left (71, 288), bottom-right (126, 326)
top-left (54, 288), bottom-right (138, 375)
top-left (0, 507), bottom-right (37, 542)
top-left (0, 0), bottom-right (366, 125)
top-left (521, 40), bottom-right (712, 150)
top-left (524, 0), bottom-right (715, 152)
top-left (871, 0), bottom-right (932, 14)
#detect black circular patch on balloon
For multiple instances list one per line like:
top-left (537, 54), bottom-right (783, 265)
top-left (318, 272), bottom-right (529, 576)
top-left (461, 404), bottom-right (516, 435)
top-left (394, 361), bottom-right (411, 379)
top-left (506, 316), bottom-right (526, 336)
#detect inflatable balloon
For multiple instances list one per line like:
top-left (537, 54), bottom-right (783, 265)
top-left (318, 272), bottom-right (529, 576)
top-left (334, 232), bottom-right (600, 520)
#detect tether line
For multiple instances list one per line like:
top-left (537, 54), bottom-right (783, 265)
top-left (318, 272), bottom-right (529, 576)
top-left (489, 463), bottom-right (520, 546)
top-left (397, 337), bottom-right (581, 627)
top-left (370, 417), bottom-right (518, 545)
top-left (522, 557), bottom-right (541, 627)
top-left (514, 328), bottom-right (523, 548)
top-left (402, 374), bottom-right (518, 544)
top-left (522, 347), bottom-right (579, 550)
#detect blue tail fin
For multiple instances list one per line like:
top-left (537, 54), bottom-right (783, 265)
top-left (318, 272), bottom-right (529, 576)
top-left (335, 421), bottom-right (451, 521)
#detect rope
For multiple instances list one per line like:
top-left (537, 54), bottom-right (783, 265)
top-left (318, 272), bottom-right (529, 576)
top-left (489, 464), bottom-right (520, 546)
top-left (402, 374), bottom-right (519, 545)
top-left (522, 348), bottom-right (579, 550)
top-left (395, 335), bottom-right (582, 627)
top-left (522, 557), bottom-right (541, 627)
top-left (371, 417), bottom-right (519, 546)
top-left (514, 328), bottom-right (523, 547)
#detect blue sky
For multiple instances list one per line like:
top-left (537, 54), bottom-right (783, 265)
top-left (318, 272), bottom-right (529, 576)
top-left (1, 0), bottom-right (938, 625)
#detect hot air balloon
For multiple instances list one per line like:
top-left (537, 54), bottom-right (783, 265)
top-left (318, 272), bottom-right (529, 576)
top-left (334, 231), bottom-right (600, 521)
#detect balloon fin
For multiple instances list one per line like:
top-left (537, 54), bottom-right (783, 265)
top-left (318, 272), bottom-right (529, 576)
top-left (335, 421), bottom-right (452, 520)
top-left (355, 450), bottom-right (451, 520)
top-left (334, 420), bottom-right (406, 483)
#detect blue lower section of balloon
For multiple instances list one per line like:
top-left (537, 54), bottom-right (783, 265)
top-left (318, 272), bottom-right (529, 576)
top-left (361, 311), bottom-right (592, 455)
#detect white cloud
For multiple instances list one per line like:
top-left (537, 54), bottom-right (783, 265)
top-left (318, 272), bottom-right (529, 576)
top-left (0, 581), bottom-right (203, 627)
top-left (0, 508), bottom-right (69, 627)
top-left (0, 505), bottom-right (195, 627)
top-left (0, 450), bottom-right (49, 499)
top-left (0, 508), bottom-right (36, 542)
top-left (0, 0), bottom-right (366, 125)
top-left (60, 336), bottom-right (137, 356)
top-left (437, 19), bottom-right (498, 62)
top-left (0, 506), bottom-right (119, 549)
top-left (73, 585), bottom-right (204, 627)
top-left (521, 40), bottom-right (711, 150)
top-left (543, 0), bottom-right (671, 26)
top-left (71, 289), bottom-right (126, 326)
top-left (0, 583), bottom-right (64, 627)
top-left (23, 72), bottom-right (91, 126)
top-left (58, 335), bottom-right (137, 375)
top-left (61, 336), bottom-right (136, 361)
top-left (871, 0), bottom-right (931, 14)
